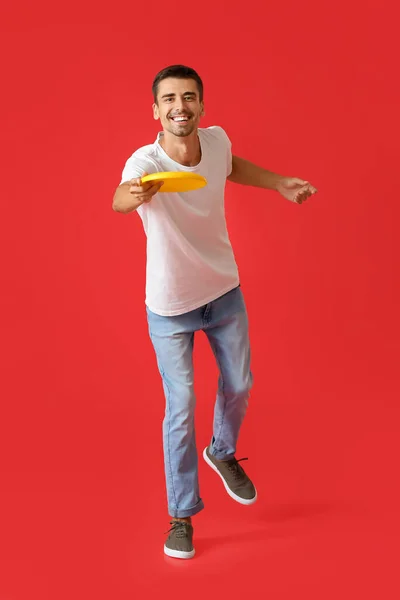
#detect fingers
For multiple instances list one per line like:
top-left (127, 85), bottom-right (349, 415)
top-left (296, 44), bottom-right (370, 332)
top-left (128, 179), bottom-right (163, 205)
top-left (136, 182), bottom-right (161, 196)
top-left (141, 182), bottom-right (163, 202)
top-left (128, 172), bottom-right (146, 187)
top-left (295, 190), bottom-right (308, 204)
top-left (129, 182), bottom-right (153, 195)
top-left (294, 184), bottom-right (318, 204)
top-left (129, 179), bottom-right (148, 194)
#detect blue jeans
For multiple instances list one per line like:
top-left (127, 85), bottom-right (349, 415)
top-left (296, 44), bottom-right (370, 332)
top-left (146, 285), bottom-right (253, 518)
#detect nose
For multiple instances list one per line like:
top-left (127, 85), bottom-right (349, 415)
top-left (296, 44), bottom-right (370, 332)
top-left (174, 97), bottom-right (186, 112)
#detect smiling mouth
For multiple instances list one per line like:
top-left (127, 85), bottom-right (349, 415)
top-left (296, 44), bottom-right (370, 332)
top-left (169, 115), bottom-right (191, 124)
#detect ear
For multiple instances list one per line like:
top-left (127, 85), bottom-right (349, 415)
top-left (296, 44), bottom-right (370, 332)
top-left (153, 103), bottom-right (160, 120)
top-left (200, 102), bottom-right (205, 117)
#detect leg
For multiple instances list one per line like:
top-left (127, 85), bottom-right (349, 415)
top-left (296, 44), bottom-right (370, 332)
top-left (204, 287), bottom-right (253, 460)
top-left (146, 307), bottom-right (204, 519)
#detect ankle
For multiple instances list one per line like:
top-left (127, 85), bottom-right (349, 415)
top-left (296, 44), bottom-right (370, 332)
top-left (172, 517), bottom-right (192, 524)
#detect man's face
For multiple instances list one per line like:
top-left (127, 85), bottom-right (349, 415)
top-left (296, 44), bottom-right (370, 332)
top-left (153, 78), bottom-right (204, 137)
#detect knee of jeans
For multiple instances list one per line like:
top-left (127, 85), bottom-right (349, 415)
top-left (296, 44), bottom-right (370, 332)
top-left (165, 386), bottom-right (196, 417)
top-left (226, 373), bottom-right (253, 398)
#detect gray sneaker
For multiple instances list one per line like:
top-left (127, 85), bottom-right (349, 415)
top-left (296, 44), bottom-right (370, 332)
top-left (164, 520), bottom-right (195, 559)
top-left (203, 446), bottom-right (257, 505)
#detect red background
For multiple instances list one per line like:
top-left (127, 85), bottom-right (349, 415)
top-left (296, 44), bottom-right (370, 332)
top-left (1, 0), bottom-right (399, 598)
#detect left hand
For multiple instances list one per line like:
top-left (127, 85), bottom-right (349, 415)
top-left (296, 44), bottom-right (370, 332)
top-left (276, 177), bottom-right (318, 204)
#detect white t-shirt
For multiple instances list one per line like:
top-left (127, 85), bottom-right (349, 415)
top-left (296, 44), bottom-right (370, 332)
top-left (120, 125), bottom-right (240, 316)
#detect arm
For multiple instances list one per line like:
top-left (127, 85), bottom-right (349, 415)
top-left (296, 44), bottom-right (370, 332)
top-left (228, 155), bottom-right (284, 191)
top-left (112, 181), bottom-right (141, 214)
top-left (228, 155), bottom-right (317, 204)
top-left (112, 175), bottom-right (163, 214)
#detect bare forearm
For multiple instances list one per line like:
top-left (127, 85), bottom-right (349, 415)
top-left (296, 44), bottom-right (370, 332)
top-left (228, 155), bottom-right (285, 191)
top-left (112, 182), bottom-right (141, 213)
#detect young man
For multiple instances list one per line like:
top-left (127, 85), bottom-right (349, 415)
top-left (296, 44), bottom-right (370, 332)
top-left (112, 65), bottom-right (317, 559)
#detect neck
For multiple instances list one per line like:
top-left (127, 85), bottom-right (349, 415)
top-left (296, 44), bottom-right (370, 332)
top-left (159, 130), bottom-right (201, 167)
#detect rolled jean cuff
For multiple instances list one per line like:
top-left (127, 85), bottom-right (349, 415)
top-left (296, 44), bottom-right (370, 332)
top-left (209, 438), bottom-right (236, 461)
top-left (169, 498), bottom-right (205, 519)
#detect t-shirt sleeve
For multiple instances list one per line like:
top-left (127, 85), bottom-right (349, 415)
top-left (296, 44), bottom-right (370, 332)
top-left (215, 126), bottom-right (233, 177)
top-left (120, 153), bottom-right (156, 185)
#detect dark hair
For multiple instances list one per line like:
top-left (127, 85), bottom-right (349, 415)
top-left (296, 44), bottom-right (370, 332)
top-left (152, 64), bottom-right (204, 104)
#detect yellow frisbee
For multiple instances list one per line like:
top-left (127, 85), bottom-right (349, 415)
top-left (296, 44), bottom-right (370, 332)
top-left (141, 171), bottom-right (207, 193)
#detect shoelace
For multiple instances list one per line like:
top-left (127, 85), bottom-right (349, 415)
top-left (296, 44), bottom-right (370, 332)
top-left (226, 457), bottom-right (248, 481)
top-left (165, 521), bottom-right (191, 538)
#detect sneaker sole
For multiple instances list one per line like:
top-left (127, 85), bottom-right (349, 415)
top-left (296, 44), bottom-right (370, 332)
top-left (203, 447), bottom-right (257, 505)
top-left (164, 545), bottom-right (195, 559)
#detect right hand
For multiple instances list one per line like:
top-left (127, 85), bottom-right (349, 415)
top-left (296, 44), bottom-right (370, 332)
top-left (129, 172), bottom-right (163, 205)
